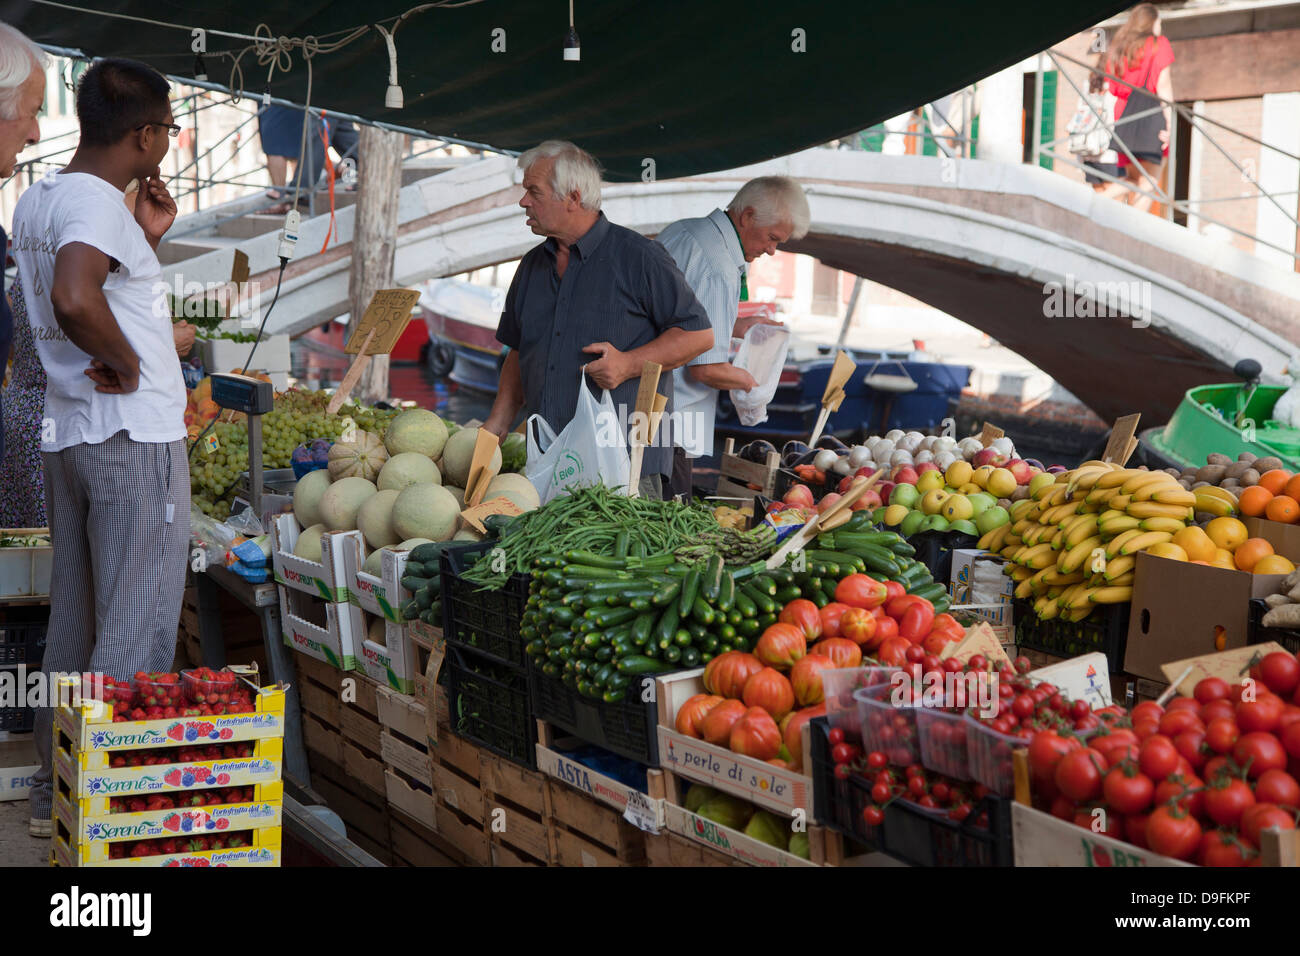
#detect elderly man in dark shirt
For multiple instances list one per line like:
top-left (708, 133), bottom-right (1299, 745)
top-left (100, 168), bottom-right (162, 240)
top-left (485, 141), bottom-right (714, 497)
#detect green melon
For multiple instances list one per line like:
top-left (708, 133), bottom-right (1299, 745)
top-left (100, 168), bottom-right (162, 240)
top-left (392, 484), bottom-right (459, 542)
top-left (384, 408), bottom-right (449, 460)
top-left (445, 486), bottom-right (466, 508)
top-left (327, 429), bottom-right (389, 482)
top-left (396, 537), bottom-right (434, 551)
top-left (377, 452), bottom-right (441, 492)
top-left (356, 488), bottom-right (401, 549)
top-left (484, 472), bottom-right (541, 512)
top-left (319, 476), bottom-right (377, 531)
top-left (293, 469), bottom-right (332, 531)
top-left (292, 523), bottom-right (327, 562)
top-left (362, 547), bottom-right (388, 576)
top-left (367, 617), bottom-right (387, 647)
top-left (452, 527), bottom-right (483, 542)
top-left (442, 427), bottom-right (501, 488)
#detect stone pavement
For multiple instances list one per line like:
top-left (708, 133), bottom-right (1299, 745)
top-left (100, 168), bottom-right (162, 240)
top-left (0, 800), bottom-right (50, 866)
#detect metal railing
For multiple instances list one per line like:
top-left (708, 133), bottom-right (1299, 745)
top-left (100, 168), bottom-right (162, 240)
top-left (837, 86), bottom-right (978, 159)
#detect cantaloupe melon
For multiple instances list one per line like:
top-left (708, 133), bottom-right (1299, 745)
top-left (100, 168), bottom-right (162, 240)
top-left (377, 452), bottom-right (441, 491)
top-left (452, 527), bottom-right (483, 542)
top-left (445, 485), bottom-right (466, 508)
top-left (293, 469), bottom-right (332, 530)
top-left (442, 427), bottom-right (501, 488)
top-left (367, 617), bottom-right (387, 647)
top-left (384, 408), bottom-right (449, 460)
top-left (362, 547), bottom-right (387, 576)
top-left (319, 476), bottom-right (377, 531)
top-left (395, 537), bottom-right (434, 551)
top-left (484, 472), bottom-right (541, 512)
top-left (292, 523), bottom-right (327, 562)
top-left (356, 488), bottom-right (401, 549)
top-left (392, 483), bottom-right (459, 542)
top-left (327, 430), bottom-right (389, 482)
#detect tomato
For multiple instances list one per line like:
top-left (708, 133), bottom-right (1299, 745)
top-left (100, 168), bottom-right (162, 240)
top-left (1055, 748), bottom-right (1107, 802)
top-left (874, 616), bottom-right (900, 648)
top-left (948, 803), bottom-right (972, 822)
top-left (1050, 794), bottom-right (1076, 820)
top-left (944, 657), bottom-right (964, 674)
top-left (1236, 694), bottom-right (1284, 734)
top-left (866, 750), bottom-right (887, 770)
top-left (1070, 699), bottom-right (1092, 720)
top-left (862, 806), bottom-right (884, 827)
top-left (1146, 806), bottom-right (1203, 861)
top-left (1254, 769), bottom-right (1300, 808)
top-left (830, 742), bottom-right (859, 765)
top-left (1194, 676), bottom-right (1230, 704)
top-left (1158, 709), bottom-right (1204, 738)
top-left (778, 599), bottom-right (823, 642)
top-left (1202, 755), bottom-right (1232, 781)
top-left (828, 727), bottom-right (846, 746)
top-left (1281, 706), bottom-right (1300, 729)
top-left (898, 600), bottom-right (935, 644)
top-left (839, 607), bottom-right (879, 649)
top-left (931, 781), bottom-right (950, 804)
top-left (834, 763), bottom-right (853, 780)
top-left (1028, 730), bottom-right (1082, 782)
top-left (1155, 774), bottom-right (1205, 818)
top-left (834, 574), bottom-right (889, 610)
top-left (904, 644), bottom-right (925, 664)
top-left (1132, 701), bottom-right (1165, 724)
top-left (1104, 765), bottom-right (1155, 814)
top-left (1014, 655), bottom-right (1032, 674)
top-left (1011, 694), bottom-right (1035, 720)
top-left (1125, 812), bottom-right (1151, 849)
top-left (1200, 830), bottom-right (1252, 867)
top-left (1254, 652), bottom-right (1300, 697)
top-left (1174, 730), bottom-right (1207, 772)
top-left (1204, 717), bottom-right (1240, 755)
top-left (1199, 699), bottom-right (1236, 724)
top-left (1204, 777), bottom-right (1255, 828)
top-left (1138, 735), bottom-right (1180, 781)
top-left (882, 580), bottom-right (906, 604)
top-left (1233, 732), bottom-right (1288, 778)
top-left (1166, 697), bottom-right (1200, 713)
top-left (818, 602), bottom-right (850, 640)
top-left (1283, 721), bottom-right (1300, 761)
top-left (1241, 803), bottom-right (1297, 845)
top-left (871, 781), bottom-right (891, 804)
top-left (1133, 719), bottom-right (1160, 740)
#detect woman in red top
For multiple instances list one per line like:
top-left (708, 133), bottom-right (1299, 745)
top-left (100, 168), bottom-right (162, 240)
top-left (1103, 3), bottom-right (1175, 213)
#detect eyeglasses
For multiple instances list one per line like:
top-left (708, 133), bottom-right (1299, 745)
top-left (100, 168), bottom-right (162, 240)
top-left (136, 122), bottom-right (182, 138)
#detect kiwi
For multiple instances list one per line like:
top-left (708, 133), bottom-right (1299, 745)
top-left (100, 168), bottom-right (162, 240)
top-left (1239, 468), bottom-right (1261, 486)
top-left (1207, 453), bottom-right (1232, 466)
top-left (1196, 464), bottom-right (1228, 484)
top-left (1164, 467), bottom-right (1182, 477)
top-left (1254, 456), bottom-right (1284, 474)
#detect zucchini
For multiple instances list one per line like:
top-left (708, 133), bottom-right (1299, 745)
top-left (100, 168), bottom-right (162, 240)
top-left (733, 588), bottom-right (757, 618)
top-left (565, 551), bottom-right (627, 569)
top-left (774, 584), bottom-right (802, 605)
top-left (729, 561), bottom-right (769, 582)
top-left (617, 655), bottom-right (673, 675)
top-left (750, 574), bottom-right (778, 596)
top-left (656, 604), bottom-right (681, 648)
top-left (691, 596), bottom-right (715, 626)
top-left (682, 646), bottom-right (701, 667)
top-left (409, 542), bottom-right (448, 564)
top-left (679, 566), bottom-right (702, 617)
top-left (740, 583), bottom-right (776, 615)
top-left (613, 531), bottom-right (630, 559)
top-left (716, 572), bottom-right (735, 612)
top-left (584, 605), bottom-right (641, 628)
top-left (702, 555), bottom-right (724, 603)
top-left (767, 567), bottom-right (796, 587)
top-left (631, 611), bottom-right (656, 647)
top-left (662, 644), bottom-right (682, 664)
top-left (652, 580), bottom-right (682, 607)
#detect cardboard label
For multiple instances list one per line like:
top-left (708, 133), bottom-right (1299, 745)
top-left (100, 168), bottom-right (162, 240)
top-left (459, 496), bottom-right (523, 534)
top-left (345, 289), bottom-right (419, 355)
top-left (623, 789), bottom-right (661, 834)
top-left (1102, 414), bottom-right (1141, 464)
top-left (230, 249), bottom-right (250, 285)
top-left (978, 423), bottom-right (1004, 447)
top-left (1160, 642), bottom-right (1291, 696)
top-left (1027, 651), bottom-right (1113, 708)
top-left (940, 622), bottom-right (1014, 669)
top-left (823, 351), bottom-right (856, 408)
top-left (464, 428), bottom-right (504, 507)
top-left (657, 728), bottom-right (809, 815)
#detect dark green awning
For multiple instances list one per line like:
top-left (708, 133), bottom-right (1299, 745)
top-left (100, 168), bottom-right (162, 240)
top-left (5, 0), bottom-right (1128, 180)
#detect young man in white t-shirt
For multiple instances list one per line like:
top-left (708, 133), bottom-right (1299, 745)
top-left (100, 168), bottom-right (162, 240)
top-left (13, 58), bottom-right (190, 837)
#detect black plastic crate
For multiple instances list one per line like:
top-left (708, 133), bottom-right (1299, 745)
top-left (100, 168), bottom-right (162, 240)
top-left (1013, 597), bottom-right (1129, 672)
top-left (444, 645), bottom-right (536, 769)
top-left (1249, 598), bottom-right (1300, 654)
top-left (810, 717), bottom-right (882, 847)
top-left (529, 666), bottom-right (668, 766)
top-left (0, 618), bottom-right (47, 666)
top-left (0, 706), bottom-right (34, 733)
top-left (910, 530), bottom-right (979, 585)
top-left (440, 541), bottom-right (531, 668)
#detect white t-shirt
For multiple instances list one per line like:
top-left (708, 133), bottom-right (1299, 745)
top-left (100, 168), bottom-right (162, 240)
top-left (12, 170), bottom-right (185, 452)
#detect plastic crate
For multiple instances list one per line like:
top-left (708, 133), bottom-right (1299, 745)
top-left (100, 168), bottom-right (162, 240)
top-left (445, 645), bottom-right (536, 769)
top-left (1249, 598), bottom-right (1300, 654)
top-left (1012, 597), bottom-right (1129, 671)
top-left (965, 714), bottom-right (1022, 797)
top-left (855, 683), bottom-right (920, 766)
top-left (0, 705), bottom-right (34, 733)
top-left (809, 717), bottom-right (882, 846)
top-left (880, 792), bottom-right (1013, 867)
top-left (529, 666), bottom-right (665, 766)
top-left (440, 541), bottom-right (531, 668)
top-left (0, 618), bottom-right (47, 666)
top-left (916, 707), bottom-right (971, 780)
top-left (909, 530), bottom-right (978, 584)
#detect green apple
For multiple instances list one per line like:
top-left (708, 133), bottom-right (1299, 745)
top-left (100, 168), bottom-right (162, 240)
top-left (948, 519), bottom-right (980, 537)
top-left (915, 470), bottom-right (946, 494)
top-left (919, 514), bottom-right (950, 533)
top-left (1028, 472), bottom-right (1056, 497)
top-left (871, 506), bottom-right (889, 525)
top-left (974, 505), bottom-right (1011, 535)
top-left (889, 483), bottom-right (920, 509)
top-left (966, 492), bottom-right (997, 517)
top-left (920, 488), bottom-right (950, 516)
top-left (899, 509), bottom-right (927, 537)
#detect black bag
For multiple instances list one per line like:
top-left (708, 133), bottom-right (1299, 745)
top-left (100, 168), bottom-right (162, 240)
top-left (1113, 51), bottom-right (1165, 159)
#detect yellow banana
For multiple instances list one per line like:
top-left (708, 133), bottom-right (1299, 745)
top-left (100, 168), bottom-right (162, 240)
top-left (1130, 479), bottom-right (1183, 502)
top-left (1050, 528), bottom-right (1065, 551)
top-left (1122, 471), bottom-right (1174, 495)
top-left (977, 525), bottom-right (1009, 551)
top-left (1068, 468), bottom-right (1112, 495)
top-left (1102, 554), bottom-right (1136, 581)
top-left (1021, 543), bottom-right (1057, 569)
top-left (1193, 491), bottom-right (1234, 518)
top-left (1096, 468), bottom-right (1144, 489)
top-left (1009, 565), bottom-right (1033, 582)
top-left (1078, 459), bottom-right (1113, 470)
top-left (1004, 533), bottom-right (1023, 547)
top-left (1085, 485), bottom-right (1120, 507)
top-left (1106, 572), bottom-right (1135, 588)
top-left (1034, 482), bottom-right (1066, 503)
top-left (1064, 514), bottom-right (1101, 548)
top-left (1090, 586), bottom-right (1134, 604)
top-left (1099, 515), bottom-right (1141, 537)
top-left (1099, 508), bottom-right (1128, 524)
top-left (1150, 487), bottom-right (1198, 507)
top-left (1106, 529), bottom-right (1144, 558)
top-left (1196, 486), bottom-right (1239, 507)
top-left (1064, 604), bottom-right (1097, 623)
top-left (1036, 597), bottom-right (1060, 621)
top-left (1010, 500), bottom-right (1038, 522)
top-left (1120, 530), bottom-right (1174, 555)
top-left (1011, 517), bottom-right (1032, 535)
top-left (1109, 494), bottom-right (1132, 511)
top-left (1061, 535), bottom-right (1104, 573)
top-left (1039, 503), bottom-right (1076, 525)
top-left (1125, 501), bottom-right (1194, 521)
top-left (1043, 568), bottom-right (1086, 586)
top-left (1015, 576), bottom-right (1036, 600)
top-left (1067, 586), bottom-right (1100, 610)
top-left (1138, 516), bottom-right (1189, 534)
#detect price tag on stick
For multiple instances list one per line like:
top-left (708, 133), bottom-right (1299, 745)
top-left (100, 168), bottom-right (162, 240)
top-left (808, 350), bottom-right (856, 447)
top-left (460, 495), bottom-right (523, 535)
top-left (464, 428), bottom-right (504, 507)
top-left (978, 423), bottom-right (1004, 447)
top-left (326, 289), bottom-right (419, 414)
top-left (1102, 413), bottom-right (1142, 465)
top-left (625, 361), bottom-right (664, 496)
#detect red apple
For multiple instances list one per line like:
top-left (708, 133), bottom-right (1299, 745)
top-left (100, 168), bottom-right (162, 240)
top-left (783, 484), bottom-right (815, 509)
top-left (848, 489), bottom-right (882, 512)
top-left (837, 476), bottom-right (854, 494)
top-left (877, 480), bottom-right (896, 503)
top-left (1005, 459), bottom-right (1034, 485)
top-left (817, 493), bottom-right (843, 514)
top-left (854, 466), bottom-right (877, 479)
top-left (915, 462), bottom-right (941, 475)
top-left (893, 466), bottom-right (919, 486)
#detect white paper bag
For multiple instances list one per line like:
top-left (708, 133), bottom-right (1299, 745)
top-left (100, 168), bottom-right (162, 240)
top-left (730, 323), bottom-right (791, 426)
top-left (525, 370), bottom-right (631, 503)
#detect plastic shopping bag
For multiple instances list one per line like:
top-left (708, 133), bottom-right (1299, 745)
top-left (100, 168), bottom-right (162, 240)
top-left (730, 323), bottom-right (791, 427)
top-left (524, 369), bottom-right (631, 503)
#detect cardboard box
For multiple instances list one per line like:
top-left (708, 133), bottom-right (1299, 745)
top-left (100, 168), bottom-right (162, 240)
top-left (662, 800), bottom-right (816, 868)
top-left (0, 732), bottom-right (38, 802)
top-left (948, 549), bottom-right (1014, 626)
top-left (270, 514), bottom-right (359, 603)
top-left (278, 585), bottom-right (360, 671)
top-left (1027, 652), bottom-right (1112, 709)
top-left (1243, 516), bottom-right (1300, 562)
top-left (1124, 552), bottom-right (1286, 681)
top-left (354, 617), bottom-right (418, 694)
top-left (1012, 802), bottom-right (1192, 867)
top-left (0, 534), bottom-right (52, 599)
top-left (349, 544), bottom-right (413, 623)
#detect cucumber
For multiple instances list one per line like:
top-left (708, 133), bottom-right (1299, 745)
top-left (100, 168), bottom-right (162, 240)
top-left (402, 575), bottom-right (433, 593)
top-left (401, 600), bottom-right (421, 620)
top-left (679, 566), bottom-right (702, 618)
top-left (691, 596), bottom-right (715, 626)
top-left (702, 555), bottom-right (723, 603)
top-left (409, 542), bottom-right (448, 565)
top-left (617, 655), bottom-right (674, 675)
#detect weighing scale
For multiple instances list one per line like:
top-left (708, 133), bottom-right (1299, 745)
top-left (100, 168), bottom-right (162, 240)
top-left (209, 372), bottom-right (274, 519)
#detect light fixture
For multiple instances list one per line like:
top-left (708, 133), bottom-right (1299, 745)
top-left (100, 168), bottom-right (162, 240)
top-left (377, 24), bottom-right (404, 109)
top-left (564, 1), bottom-right (580, 61)
top-left (261, 87), bottom-right (271, 109)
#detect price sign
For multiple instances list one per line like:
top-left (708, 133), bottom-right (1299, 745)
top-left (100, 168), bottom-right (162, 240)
top-left (622, 790), bottom-right (661, 834)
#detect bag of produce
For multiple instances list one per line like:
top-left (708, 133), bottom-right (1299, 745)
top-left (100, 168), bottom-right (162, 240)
top-left (525, 370), bottom-right (630, 503)
top-left (730, 323), bottom-right (791, 427)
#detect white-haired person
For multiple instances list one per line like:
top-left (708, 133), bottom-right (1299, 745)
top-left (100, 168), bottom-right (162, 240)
top-left (0, 21), bottom-right (47, 474)
top-left (484, 140), bottom-right (714, 498)
top-left (657, 176), bottom-right (810, 499)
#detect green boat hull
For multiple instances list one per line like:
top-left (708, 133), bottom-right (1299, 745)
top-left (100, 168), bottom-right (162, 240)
top-left (1143, 383), bottom-right (1300, 472)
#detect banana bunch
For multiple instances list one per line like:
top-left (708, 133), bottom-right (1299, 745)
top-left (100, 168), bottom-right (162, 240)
top-left (976, 462), bottom-right (1239, 623)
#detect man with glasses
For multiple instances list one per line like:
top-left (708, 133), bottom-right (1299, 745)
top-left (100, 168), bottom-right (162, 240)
top-left (12, 58), bottom-right (191, 839)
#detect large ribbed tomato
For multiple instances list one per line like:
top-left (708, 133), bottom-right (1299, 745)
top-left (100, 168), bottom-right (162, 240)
top-left (754, 623), bottom-right (808, 670)
top-left (742, 667), bottom-right (796, 720)
top-left (674, 693), bottom-right (724, 739)
top-left (729, 707), bottom-right (782, 761)
top-left (819, 602), bottom-right (851, 640)
top-left (810, 637), bottom-right (863, 669)
top-left (778, 599), bottom-right (823, 641)
top-left (789, 655), bottom-right (832, 707)
top-left (699, 699), bottom-right (748, 746)
top-left (780, 704), bottom-right (827, 770)
top-left (704, 651), bottom-right (764, 699)
top-left (875, 636), bottom-right (911, 667)
top-left (840, 608), bottom-right (878, 648)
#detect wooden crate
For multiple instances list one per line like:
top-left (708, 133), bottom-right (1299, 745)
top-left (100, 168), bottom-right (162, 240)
top-left (389, 808), bottom-right (459, 867)
top-left (644, 831), bottom-right (746, 867)
top-left (179, 581), bottom-right (269, 672)
top-left (309, 750), bottom-right (393, 865)
top-left (715, 437), bottom-right (781, 501)
top-left (408, 622), bottom-right (443, 705)
top-left (481, 750), bottom-right (554, 866)
top-left (548, 777), bottom-right (647, 867)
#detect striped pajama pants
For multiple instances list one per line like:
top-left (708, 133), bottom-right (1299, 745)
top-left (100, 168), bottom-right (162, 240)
top-left (28, 430), bottom-right (190, 820)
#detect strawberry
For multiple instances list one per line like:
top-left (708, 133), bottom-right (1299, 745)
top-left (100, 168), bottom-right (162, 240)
top-left (164, 769), bottom-right (182, 786)
top-left (166, 722), bottom-right (184, 741)
top-left (215, 818), bottom-right (230, 830)
top-left (163, 814), bottom-right (180, 832)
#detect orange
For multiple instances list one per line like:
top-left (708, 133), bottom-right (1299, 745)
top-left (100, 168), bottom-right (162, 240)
top-left (1233, 537), bottom-right (1275, 571)
top-left (1266, 494), bottom-right (1300, 524)
top-left (1239, 485), bottom-right (1274, 517)
top-left (1205, 516), bottom-right (1249, 551)
top-left (1258, 469), bottom-right (1292, 495)
top-left (1211, 547), bottom-right (1237, 570)
top-left (1171, 526), bottom-right (1216, 563)
top-left (1252, 554), bottom-right (1297, 575)
top-left (1286, 473), bottom-right (1300, 501)
top-left (1147, 542), bottom-right (1189, 561)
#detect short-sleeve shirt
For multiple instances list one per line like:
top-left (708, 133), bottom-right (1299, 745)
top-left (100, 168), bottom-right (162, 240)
top-left (657, 209), bottom-right (746, 458)
top-left (1108, 36), bottom-right (1174, 122)
top-left (0, 226), bottom-right (10, 462)
top-left (495, 212), bottom-right (711, 480)
top-left (12, 170), bottom-right (185, 451)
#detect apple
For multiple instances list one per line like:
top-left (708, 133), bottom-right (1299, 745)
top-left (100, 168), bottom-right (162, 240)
top-left (854, 466), bottom-right (877, 479)
top-left (783, 484), bottom-right (815, 509)
top-left (941, 494), bottom-right (973, 522)
top-left (915, 470), bottom-right (946, 494)
top-left (966, 492), bottom-right (996, 516)
top-left (883, 504), bottom-right (910, 526)
top-left (848, 489), bottom-right (882, 512)
top-left (918, 514), bottom-right (950, 533)
top-left (1005, 458), bottom-right (1034, 485)
top-left (970, 448), bottom-right (1003, 468)
top-left (974, 505), bottom-right (1011, 535)
top-left (893, 466), bottom-right (919, 486)
top-left (899, 509), bottom-right (927, 536)
top-left (915, 461), bottom-right (941, 475)
top-left (945, 460), bottom-right (974, 488)
top-left (877, 480), bottom-right (896, 504)
top-left (920, 488), bottom-right (950, 516)
top-left (948, 519), bottom-right (980, 537)
top-left (889, 483), bottom-right (919, 509)
top-left (1028, 472), bottom-right (1056, 497)
top-left (986, 467), bottom-right (1017, 499)
top-left (817, 493), bottom-right (843, 515)
top-left (837, 476), bottom-right (854, 494)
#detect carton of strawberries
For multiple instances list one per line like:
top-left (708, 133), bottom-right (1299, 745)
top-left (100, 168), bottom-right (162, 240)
top-left (182, 667), bottom-right (240, 705)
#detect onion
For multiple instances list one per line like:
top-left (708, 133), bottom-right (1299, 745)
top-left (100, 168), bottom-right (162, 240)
top-left (914, 449), bottom-right (934, 464)
top-left (957, 437), bottom-right (983, 458)
top-left (873, 439), bottom-right (895, 461)
top-left (919, 436), bottom-right (937, 452)
top-left (813, 449), bottom-right (840, 472)
top-left (934, 451), bottom-right (958, 470)
top-left (885, 429), bottom-right (905, 443)
top-left (891, 449), bottom-right (913, 467)
top-left (933, 436), bottom-right (958, 455)
top-left (831, 457), bottom-right (854, 476)
top-left (848, 446), bottom-right (872, 468)
top-left (991, 437), bottom-right (1015, 457)
top-left (865, 435), bottom-right (881, 449)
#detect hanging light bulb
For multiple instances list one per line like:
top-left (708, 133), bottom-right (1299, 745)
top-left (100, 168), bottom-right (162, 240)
top-left (564, 1), bottom-right (580, 61)
top-left (377, 24), bottom-right (404, 108)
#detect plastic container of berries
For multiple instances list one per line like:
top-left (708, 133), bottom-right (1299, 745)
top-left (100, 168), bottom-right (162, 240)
top-left (181, 667), bottom-right (239, 704)
top-left (133, 672), bottom-right (186, 709)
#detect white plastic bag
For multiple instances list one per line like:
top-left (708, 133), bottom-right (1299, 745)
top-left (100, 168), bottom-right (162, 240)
top-left (525, 369), bottom-right (631, 503)
top-left (730, 323), bottom-right (791, 426)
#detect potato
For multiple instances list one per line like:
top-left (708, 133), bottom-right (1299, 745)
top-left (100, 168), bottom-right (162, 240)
top-left (1239, 468), bottom-right (1261, 486)
top-left (1263, 604), bottom-right (1300, 628)
top-left (1195, 464), bottom-right (1227, 484)
top-left (1238, 452), bottom-right (1257, 463)
top-left (1254, 456), bottom-right (1284, 474)
top-left (1178, 479), bottom-right (1192, 489)
top-left (1225, 461), bottom-right (1252, 480)
top-left (1265, 593), bottom-right (1292, 609)
top-left (1191, 481), bottom-right (1210, 490)
top-left (1207, 453), bottom-right (1232, 466)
